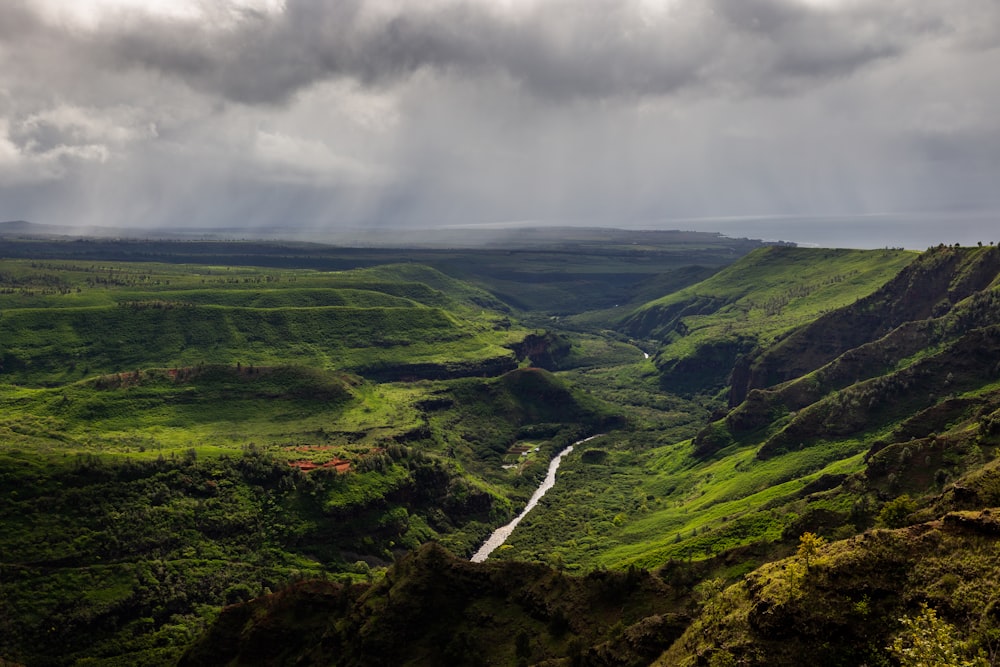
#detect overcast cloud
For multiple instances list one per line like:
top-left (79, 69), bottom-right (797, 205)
top-left (1, 0), bottom-right (998, 246)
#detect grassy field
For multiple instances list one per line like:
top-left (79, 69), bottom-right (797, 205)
top-left (0, 260), bottom-right (523, 386)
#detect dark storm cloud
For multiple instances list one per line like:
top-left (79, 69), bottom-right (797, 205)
top-left (0, 2), bottom-right (40, 38)
top-left (711, 0), bottom-right (933, 89)
top-left (85, 0), bottom-right (959, 104)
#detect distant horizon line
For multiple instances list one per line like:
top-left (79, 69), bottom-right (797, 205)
top-left (3, 209), bottom-right (998, 251)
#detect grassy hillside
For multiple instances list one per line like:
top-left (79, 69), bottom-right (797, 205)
top-left (0, 260), bottom-right (521, 385)
top-left (737, 243), bottom-right (1000, 400)
top-left (658, 510), bottom-right (1000, 666)
top-left (698, 245), bottom-right (1000, 455)
top-left (621, 247), bottom-right (916, 394)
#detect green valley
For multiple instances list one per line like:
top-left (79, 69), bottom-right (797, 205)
top-left (3, 230), bottom-right (1000, 666)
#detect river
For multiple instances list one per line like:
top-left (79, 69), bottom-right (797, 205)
top-left (470, 434), bottom-right (601, 563)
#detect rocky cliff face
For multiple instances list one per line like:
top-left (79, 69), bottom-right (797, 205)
top-left (733, 245), bottom-right (1000, 404)
top-left (693, 245), bottom-right (1000, 459)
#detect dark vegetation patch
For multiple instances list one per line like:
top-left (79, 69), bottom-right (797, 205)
top-left (0, 444), bottom-right (514, 665)
top-left (179, 543), bottom-right (690, 667)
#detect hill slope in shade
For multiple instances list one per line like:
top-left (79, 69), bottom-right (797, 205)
top-left (0, 228), bottom-right (767, 316)
top-left (180, 542), bottom-right (688, 667)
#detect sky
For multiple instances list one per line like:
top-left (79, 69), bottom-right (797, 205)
top-left (1, 0), bottom-right (999, 247)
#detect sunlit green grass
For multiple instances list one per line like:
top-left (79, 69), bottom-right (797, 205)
top-left (495, 408), bottom-right (876, 571)
top-left (625, 247), bottom-right (916, 359)
top-left (0, 365), bottom-right (428, 462)
top-left (0, 259), bottom-right (524, 385)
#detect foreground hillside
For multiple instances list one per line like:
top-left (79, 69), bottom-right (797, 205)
top-left (181, 542), bottom-right (688, 667)
top-left (181, 509), bottom-right (1000, 667)
top-left (659, 509), bottom-right (1000, 666)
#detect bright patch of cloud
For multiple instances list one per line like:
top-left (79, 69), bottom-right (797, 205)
top-left (33, 0), bottom-right (285, 27)
top-left (253, 130), bottom-right (384, 185)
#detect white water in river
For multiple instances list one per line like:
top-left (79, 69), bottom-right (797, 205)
top-left (470, 434), bottom-right (601, 563)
